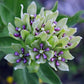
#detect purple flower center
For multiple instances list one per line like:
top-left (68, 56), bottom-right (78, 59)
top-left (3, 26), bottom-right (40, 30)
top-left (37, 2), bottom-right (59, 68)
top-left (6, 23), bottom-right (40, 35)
top-left (15, 48), bottom-right (30, 64)
top-left (58, 51), bottom-right (63, 56)
top-left (54, 27), bottom-right (60, 31)
top-left (14, 52), bottom-right (19, 56)
top-left (56, 61), bottom-right (60, 66)
top-left (33, 43), bottom-right (50, 60)
top-left (14, 33), bottom-right (20, 37)
top-left (67, 43), bottom-right (72, 46)
top-left (15, 27), bottom-right (19, 31)
top-left (22, 25), bottom-right (26, 29)
top-left (62, 33), bottom-right (66, 37)
top-left (53, 21), bottom-right (57, 25)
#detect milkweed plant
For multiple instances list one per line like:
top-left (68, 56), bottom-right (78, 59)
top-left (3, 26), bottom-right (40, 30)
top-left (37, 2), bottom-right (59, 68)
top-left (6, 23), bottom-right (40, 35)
top-left (4, 1), bottom-right (82, 83)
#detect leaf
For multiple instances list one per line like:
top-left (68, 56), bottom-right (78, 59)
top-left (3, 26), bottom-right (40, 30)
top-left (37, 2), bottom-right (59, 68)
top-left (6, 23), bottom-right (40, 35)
top-left (0, 37), bottom-right (20, 54)
top-left (4, 54), bottom-right (19, 63)
top-left (0, 51), bottom-right (5, 60)
top-left (67, 11), bottom-right (84, 27)
top-left (27, 61), bottom-right (39, 73)
top-left (37, 63), bottom-right (62, 84)
top-left (13, 68), bottom-right (39, 84)
top-left (57, 61), bottom-right (69, 71)
top-left (51, 1), bottom-right (58, 12)
top-left (0, 3), bottom-right (14, 25)
top-left (27, 1), bottom-right (37, 15)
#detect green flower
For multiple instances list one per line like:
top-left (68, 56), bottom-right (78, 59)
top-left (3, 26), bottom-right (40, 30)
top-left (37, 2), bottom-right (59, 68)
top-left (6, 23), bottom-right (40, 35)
top-left (4, 1), bottom-right (82, 72)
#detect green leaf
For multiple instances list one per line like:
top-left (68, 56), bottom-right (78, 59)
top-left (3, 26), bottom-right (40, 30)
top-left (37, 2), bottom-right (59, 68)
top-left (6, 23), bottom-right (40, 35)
top-left (4, 54), bottom-right (19, 63)
top-left (27, 1), bottom-right (37, 15)
top-left (51, 1), bottom-right (58, 12)
top-left (13, 68), bottom-right (39, 84)
top-left (67, 11), bottom-right (84, 27)
top-left (57, 61), bottom-right (69, 71)
top-left (21, 30), bottom-right (29, 40)
top-left (0, 3), bottom-right (14, 25)
top-left (48, 36), bottom-right (58, 48)
top-left (27, 60), bottom-right (39, 73)
top-left (62, 50), bottom-right (74, 60)
top-left (0, 37), bottom-right (19, 54)
top-left (0, 51), bottom-right (5, 60)
top-left (37, 63), bottom-right (62, 84)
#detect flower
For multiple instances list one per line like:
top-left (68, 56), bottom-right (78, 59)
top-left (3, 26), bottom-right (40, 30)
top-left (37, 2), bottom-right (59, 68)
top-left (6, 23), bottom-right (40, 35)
top-left (4, 1), bottom-right (82, 72)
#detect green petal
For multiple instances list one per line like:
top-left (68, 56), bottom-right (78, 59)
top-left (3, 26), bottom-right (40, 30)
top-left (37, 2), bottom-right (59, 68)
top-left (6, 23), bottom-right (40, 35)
top-left (25, 34), bottom-right (35, 46)
top-left (8, 23), bottom-right (20, 40)
top-left (21, 30), bottom-right (29, 40)
top-left (56, 18), bottom-right (68, 28)
top-left (36, 56), bottom-right (46, 64)
top-left (56, 37), bottom-right (69, 48)
top-left (27, 60), bottom-right (39, 73)
top-left (68, 36), bottom-right (82, 49)
top-left (36, 31), bottom-right (47, 41)
top-left (45, 20), bottom-right (54, 33)
top-left (22, 14), bottom-right (31, 31)
top-left (48, 36), bottom-right (58, 48)
top-left (45, 50), bottom-right (54, 60)
top-left (29, 50), bottom-right (37, 60)
top-left (11, 43), bottom-right (22, 53)
top-left (57, 61), bottom-right (69, 71)
top-left (8, 23), bottom-right (16, 34)
top-left (4, 54), bottom-right (18, 63)
top-left (45, 10), bottom-right (59, 23)
top-left (15, 17), bottom-right (24, 28)
top-left (31, 39), bottom-right (40, 49)
top-left (14, 62), bottom-right (25, 70)
top-left (66, 28), bottom-right (77, 36)
top-left (49, 61), bottom-right (57, 71)
top-left (39, 7), bottom-right (44, 17)
top-left (62, 50), bottom-right (74, 60)
top-left (27, 1), bottom-right (37, 15)
top-left (20, 4), bottom-right (24, 19)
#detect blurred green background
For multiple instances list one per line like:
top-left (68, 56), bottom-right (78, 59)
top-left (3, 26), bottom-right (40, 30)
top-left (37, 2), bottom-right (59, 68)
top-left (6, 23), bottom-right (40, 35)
top-left (0, 0), bottom-right (84, 84)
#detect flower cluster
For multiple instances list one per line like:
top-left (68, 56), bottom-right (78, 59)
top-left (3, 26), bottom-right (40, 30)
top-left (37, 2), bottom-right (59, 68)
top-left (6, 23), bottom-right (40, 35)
top-left (4, 1), bottom-right (82, 72)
